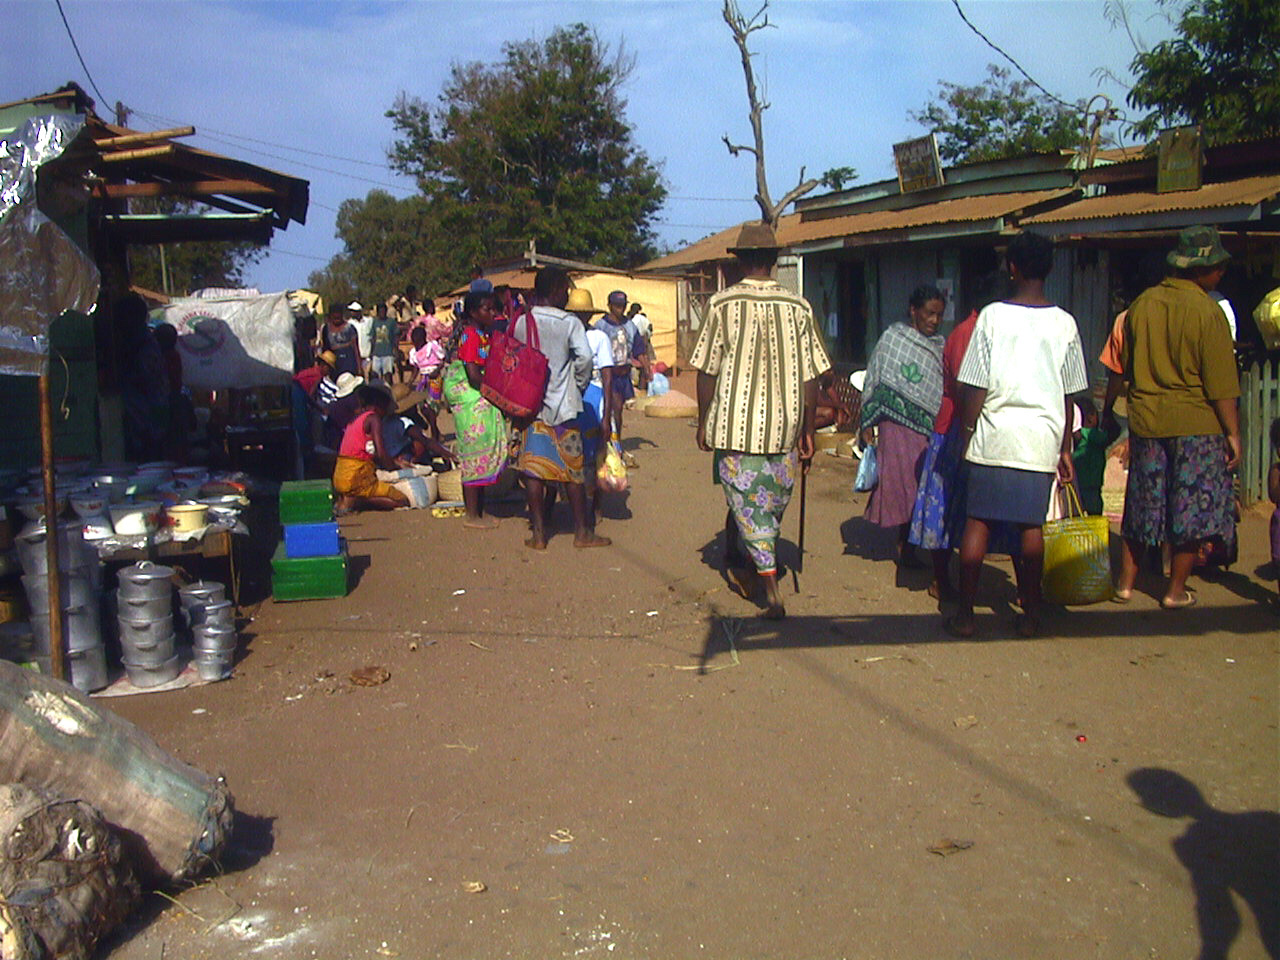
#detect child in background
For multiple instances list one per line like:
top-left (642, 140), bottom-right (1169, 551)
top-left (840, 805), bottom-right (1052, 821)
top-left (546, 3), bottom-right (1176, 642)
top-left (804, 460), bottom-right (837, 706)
top-left (1269, 418), bottom-right (1280, 605)
top-left (1071, 397), bottom-right (1120, 516)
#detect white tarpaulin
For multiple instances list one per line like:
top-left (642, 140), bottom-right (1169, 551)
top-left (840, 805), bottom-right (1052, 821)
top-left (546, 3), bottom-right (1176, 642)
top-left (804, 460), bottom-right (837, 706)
top-left (160, 291), bottom-right (294, 389)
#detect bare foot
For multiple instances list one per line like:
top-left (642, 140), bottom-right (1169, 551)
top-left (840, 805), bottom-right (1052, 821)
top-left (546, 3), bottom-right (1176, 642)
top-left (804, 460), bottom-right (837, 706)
top-left (727, 566), bottom-right (757, 599)
top-left (761, 602), bottom-right (786, 620)
top-left (573, 533), bottom-right (611, 548)
top-left (1014, 612), bottom-right (1040, 638)
top-left (463, 516), bottom-right (500, 530)
top-left (524, 536), bottom-right (547, 551)
top-left (944, 611), bottom-right (975, 638)
top-left (928, 580), bottom-right (959, 602)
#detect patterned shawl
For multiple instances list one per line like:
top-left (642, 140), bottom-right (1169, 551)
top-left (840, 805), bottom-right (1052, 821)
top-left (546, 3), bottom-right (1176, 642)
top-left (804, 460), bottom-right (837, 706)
top-left (859, 321), bottom-right (944, 435)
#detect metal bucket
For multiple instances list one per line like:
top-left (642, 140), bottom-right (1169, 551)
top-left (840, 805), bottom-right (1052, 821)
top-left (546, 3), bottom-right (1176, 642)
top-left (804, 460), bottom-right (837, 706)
top-left (193, 652), bottom-right (233, 681)
top-left (117, 561), bottom-right (175, 601)
top-left (123, 653), bottom-right (182, 688)
top-left (30, 604), bottom-right (101, 654)
top-left (34, 645), bottom-right (109, 693)
top-left (22, 572), bottom-right (96, 613)
top-left (116, 590), bottom-right (172, 622)
top-left (119, 633), bottom-right (175, 667)
top-left (118, 613), bottom-right (174, 647)
top-left (188, 600), bottom-right (234, 630)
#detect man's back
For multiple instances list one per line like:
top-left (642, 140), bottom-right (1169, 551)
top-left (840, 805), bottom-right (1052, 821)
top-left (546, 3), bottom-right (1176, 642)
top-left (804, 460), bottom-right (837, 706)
top-left (513, 306), bottom-right (591, 425)
top-left (691, 278), bottom-right (830, 454)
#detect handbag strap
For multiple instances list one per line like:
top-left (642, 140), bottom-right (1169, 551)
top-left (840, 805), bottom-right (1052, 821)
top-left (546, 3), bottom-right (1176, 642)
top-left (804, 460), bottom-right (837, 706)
top-left (1061, 479), bottom-right (1086, 519)
top-left (509, 306), bottom-right (540, 352)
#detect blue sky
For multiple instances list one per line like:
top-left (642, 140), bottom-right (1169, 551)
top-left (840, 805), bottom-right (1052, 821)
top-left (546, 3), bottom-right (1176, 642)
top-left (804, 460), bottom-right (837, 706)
top-left (3, 1), bottom-right (1177, 292)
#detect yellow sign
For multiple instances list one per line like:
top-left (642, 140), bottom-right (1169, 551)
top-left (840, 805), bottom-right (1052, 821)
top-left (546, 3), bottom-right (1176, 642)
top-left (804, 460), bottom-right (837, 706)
top-left (893, 134), bottom-right (945, 193)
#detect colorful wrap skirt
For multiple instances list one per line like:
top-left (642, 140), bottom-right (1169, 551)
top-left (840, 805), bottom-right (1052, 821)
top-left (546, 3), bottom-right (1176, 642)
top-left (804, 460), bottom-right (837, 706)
top-left (1121, 434), bottom-right (1234, 548)
top-left (518, 421), bottom-right (584, 485)
top-left (716, 449), bottom-right (799, 577)
top-left (909, 428), bottom-right (1021, 554)
top-left (443, 361), bottom-right (507, 486)
top-left (865, 420), bottom-right (930, 528)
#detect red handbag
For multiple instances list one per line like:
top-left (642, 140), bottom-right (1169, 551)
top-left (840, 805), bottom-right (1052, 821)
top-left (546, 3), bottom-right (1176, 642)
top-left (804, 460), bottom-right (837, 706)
top-left (480, 308), bottom-right (550, 419)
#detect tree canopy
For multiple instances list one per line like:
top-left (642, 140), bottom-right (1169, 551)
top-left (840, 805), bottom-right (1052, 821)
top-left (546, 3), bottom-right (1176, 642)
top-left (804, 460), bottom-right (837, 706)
top-left (321, 22), bottom-right (666, 301)
top-left (1125, 0), bottom-right (1280, 143)
top-left (911, 64), bottom-right (1086, 164)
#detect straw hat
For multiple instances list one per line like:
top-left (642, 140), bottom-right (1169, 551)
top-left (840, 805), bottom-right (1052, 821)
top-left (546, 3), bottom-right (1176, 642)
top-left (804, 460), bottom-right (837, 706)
top-left (334, 372), bottom-right (364, 398)
top-left (317, 350), bottom-right (338, 368)
top-left (390, 382), bottom-right (417, 415)
top-left (727, 221), bottom-right (781, 254)
top-left (566, 288), bottom-right (597, 314)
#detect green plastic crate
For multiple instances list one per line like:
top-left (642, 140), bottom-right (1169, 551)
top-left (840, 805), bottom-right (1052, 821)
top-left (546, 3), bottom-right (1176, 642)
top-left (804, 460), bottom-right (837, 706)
top-left (278, 479), bottom-right (334, 525)
top-left (271, 541), bottom-right (348, 601)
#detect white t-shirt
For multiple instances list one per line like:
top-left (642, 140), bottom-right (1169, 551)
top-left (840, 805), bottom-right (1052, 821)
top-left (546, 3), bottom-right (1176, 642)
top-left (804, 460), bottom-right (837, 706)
top-left (1211, 292), bottom-right (1237, 340)
top-left (585, 328), bottom-right (613, 387)
top-left (957, 301), bottom-right (1089, 473)
top-left (631, 311), bottom-right (651, 338)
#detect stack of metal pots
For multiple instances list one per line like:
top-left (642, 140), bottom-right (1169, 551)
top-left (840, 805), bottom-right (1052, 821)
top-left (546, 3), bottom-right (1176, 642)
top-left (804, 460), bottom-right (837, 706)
top-left (17, 518), bottom-right (107, 692)
top-left (116, 561), bottom-right (182, 687)
top-left (179, 581), bottom-right (236, 680)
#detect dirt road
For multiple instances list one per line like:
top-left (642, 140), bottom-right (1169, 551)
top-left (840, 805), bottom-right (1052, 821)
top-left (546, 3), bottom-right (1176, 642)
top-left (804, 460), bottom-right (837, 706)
top-left (104, 391), bottom-right (1278, 960)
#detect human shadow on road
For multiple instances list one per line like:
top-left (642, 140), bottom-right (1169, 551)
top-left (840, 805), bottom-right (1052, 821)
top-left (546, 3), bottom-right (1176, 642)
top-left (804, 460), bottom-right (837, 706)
top-left (1127, 768), bottom-right (1279, 960)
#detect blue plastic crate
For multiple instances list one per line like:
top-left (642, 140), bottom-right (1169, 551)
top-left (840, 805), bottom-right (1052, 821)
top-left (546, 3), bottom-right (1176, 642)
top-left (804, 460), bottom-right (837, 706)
top-left (283, 522), bottom-right (341, 558)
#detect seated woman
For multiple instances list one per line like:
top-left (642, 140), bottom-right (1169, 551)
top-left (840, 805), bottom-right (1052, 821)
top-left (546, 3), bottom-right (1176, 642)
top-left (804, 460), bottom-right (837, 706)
top-left (332, 385), bottom-right (409, 514)
top-left (814, 370), bottom-right (855, 431)
top-left (382, 384), bottom-right (457, 468)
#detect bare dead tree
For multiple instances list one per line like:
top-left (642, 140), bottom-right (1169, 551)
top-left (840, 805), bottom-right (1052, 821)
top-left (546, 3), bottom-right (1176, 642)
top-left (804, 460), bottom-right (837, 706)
top-left (721, 0), bottom-right (818, 229)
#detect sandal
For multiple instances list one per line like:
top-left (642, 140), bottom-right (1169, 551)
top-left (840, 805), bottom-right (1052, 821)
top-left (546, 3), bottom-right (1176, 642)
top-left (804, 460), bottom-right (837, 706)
top-left (1110, 588), bottom-right (1133, 604)
top-left (1161, 591), bottom-right (1197, 610)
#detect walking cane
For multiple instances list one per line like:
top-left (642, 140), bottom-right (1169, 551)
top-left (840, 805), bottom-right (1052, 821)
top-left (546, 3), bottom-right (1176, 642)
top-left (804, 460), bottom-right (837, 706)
top-left (794, 462), bottom-right (807, 592)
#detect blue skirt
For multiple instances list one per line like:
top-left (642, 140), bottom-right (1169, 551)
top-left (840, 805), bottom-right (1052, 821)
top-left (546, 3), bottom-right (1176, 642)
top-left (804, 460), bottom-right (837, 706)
top-left (966, 463), bottom-right (1054, 527)
top-left (909, 429), bottom-right (1021, 553)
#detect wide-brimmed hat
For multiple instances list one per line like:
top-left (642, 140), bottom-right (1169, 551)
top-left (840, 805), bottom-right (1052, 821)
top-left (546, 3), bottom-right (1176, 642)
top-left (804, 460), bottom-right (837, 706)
top-left (390, 382), bottom-right (417, 415)
top-left (1167, 225), bottom-right (1231, 269)
top-left (317, 350), bottom-right (338, 368)
top-left (727, 221), bottom-right (781, 254)
top-left (333, 372), bottom-right (364, 398)
top-left (566, 288), bottom-right (597, 314)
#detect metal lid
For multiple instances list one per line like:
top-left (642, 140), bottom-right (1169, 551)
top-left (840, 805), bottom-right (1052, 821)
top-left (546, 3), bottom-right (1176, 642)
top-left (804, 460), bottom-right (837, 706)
top-left (120, 560), bottom-right (175, 583)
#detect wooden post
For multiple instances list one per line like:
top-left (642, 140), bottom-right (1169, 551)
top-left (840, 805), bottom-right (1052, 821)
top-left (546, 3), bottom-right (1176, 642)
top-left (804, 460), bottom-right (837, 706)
top-left (38, 371), bottom-right (66, 681)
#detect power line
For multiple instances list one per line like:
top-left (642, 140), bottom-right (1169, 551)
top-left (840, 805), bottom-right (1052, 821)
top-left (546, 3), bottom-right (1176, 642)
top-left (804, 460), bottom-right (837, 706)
top-left (53, 0), bottom-right (109, 107)
top-left (268, 247), bottom-right (331, 262)
top-left (949, 0), bottom-right (1078, 110)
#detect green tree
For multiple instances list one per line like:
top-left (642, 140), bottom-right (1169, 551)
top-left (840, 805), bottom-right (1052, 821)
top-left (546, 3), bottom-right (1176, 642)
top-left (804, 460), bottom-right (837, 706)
top-left (911, 64), bottom-right (1086, 164)
top-left (385, 23), bottom-right (667, 272)
top-left (129, 198), bottom-right (264, 295)
top-left (1125, 0), bottom-right (1280, 142)
top-left (307, 190), bottom-right (451, 308)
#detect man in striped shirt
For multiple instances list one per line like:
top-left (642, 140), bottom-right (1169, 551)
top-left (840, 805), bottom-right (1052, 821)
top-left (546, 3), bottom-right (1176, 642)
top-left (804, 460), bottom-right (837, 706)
top-left (692, 222), bottom-right (831, 619)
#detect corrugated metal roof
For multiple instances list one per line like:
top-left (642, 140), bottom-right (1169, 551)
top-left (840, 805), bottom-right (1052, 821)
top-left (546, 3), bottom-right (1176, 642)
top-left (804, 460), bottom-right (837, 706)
top-left (640, 189), bottom-right (1068, 272)
top-left (1024, 174), bottom-right (1280, 224)
top-left (786, 189), bottom-right (1070, 244)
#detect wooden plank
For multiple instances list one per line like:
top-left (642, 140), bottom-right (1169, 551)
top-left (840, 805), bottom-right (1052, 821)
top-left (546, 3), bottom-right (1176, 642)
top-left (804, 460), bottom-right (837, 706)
top-left (97, 145), bottom-right (174, 163)
top-left (93, 179), bottom-right (276, 200)
top-left (93, 126), bottom-right (194, 149)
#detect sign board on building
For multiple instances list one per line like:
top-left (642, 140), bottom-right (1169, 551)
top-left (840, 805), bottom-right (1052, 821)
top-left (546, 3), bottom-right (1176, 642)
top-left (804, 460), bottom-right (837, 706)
top-left (1157, 126), bottom-right (1203, 193)
top-left (893, 134), bottom-right (945, 193)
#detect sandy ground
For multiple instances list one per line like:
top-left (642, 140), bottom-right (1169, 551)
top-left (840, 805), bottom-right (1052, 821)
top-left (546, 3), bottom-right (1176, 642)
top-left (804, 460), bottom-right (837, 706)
top-left (100, 384), bottom-right (1278, 960)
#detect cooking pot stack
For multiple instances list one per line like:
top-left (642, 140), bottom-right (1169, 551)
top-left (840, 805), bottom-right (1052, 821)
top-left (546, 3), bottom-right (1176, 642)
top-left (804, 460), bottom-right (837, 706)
top-left (179, 581), bottom-right (235, 680)
top-left (116, 562), bottom-right (181, 687)
top-left (18, 518), bottom-right (107, 692)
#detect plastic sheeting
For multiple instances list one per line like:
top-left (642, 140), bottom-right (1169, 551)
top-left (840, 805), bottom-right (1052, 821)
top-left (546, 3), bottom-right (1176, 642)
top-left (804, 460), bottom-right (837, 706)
top-left (0, 114), bottom-right (100, 377)
top-left (160, 290), bottom-right (295, 389)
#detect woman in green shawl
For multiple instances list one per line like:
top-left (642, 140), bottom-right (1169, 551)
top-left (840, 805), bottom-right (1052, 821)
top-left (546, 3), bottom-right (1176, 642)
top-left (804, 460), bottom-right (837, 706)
top-left (442, 290), bottom-right (508, 529)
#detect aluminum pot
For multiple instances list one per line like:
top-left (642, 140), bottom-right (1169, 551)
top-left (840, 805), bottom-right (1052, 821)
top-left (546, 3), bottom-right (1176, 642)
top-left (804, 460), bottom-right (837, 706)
top-left (34, 645), bottom-right (109, 693)
top-left (179, 581), bottom-right (225, 610)
top-left (119, 633), bottom-right (175, 667)
top-left (188, 599), bottom-right (234, 630)
top-left (118, 613), bottom-right (174, 646)
top-left (117, 561), bottom-right (175, 601)
top-left (192, 623), bottom-right (236, 652)
top-left (15, 520), bottom-right (93, 577)
top-left (22, 571), bottom-right (96, 612)
top-left (193, 649), bottom-right (233, 680)
top-left (123, 653), bottom-right (182, 688)
top-left (116, 590), bottom-right (171, 621)
top-left (30, 604), bottom-right (102, 654)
